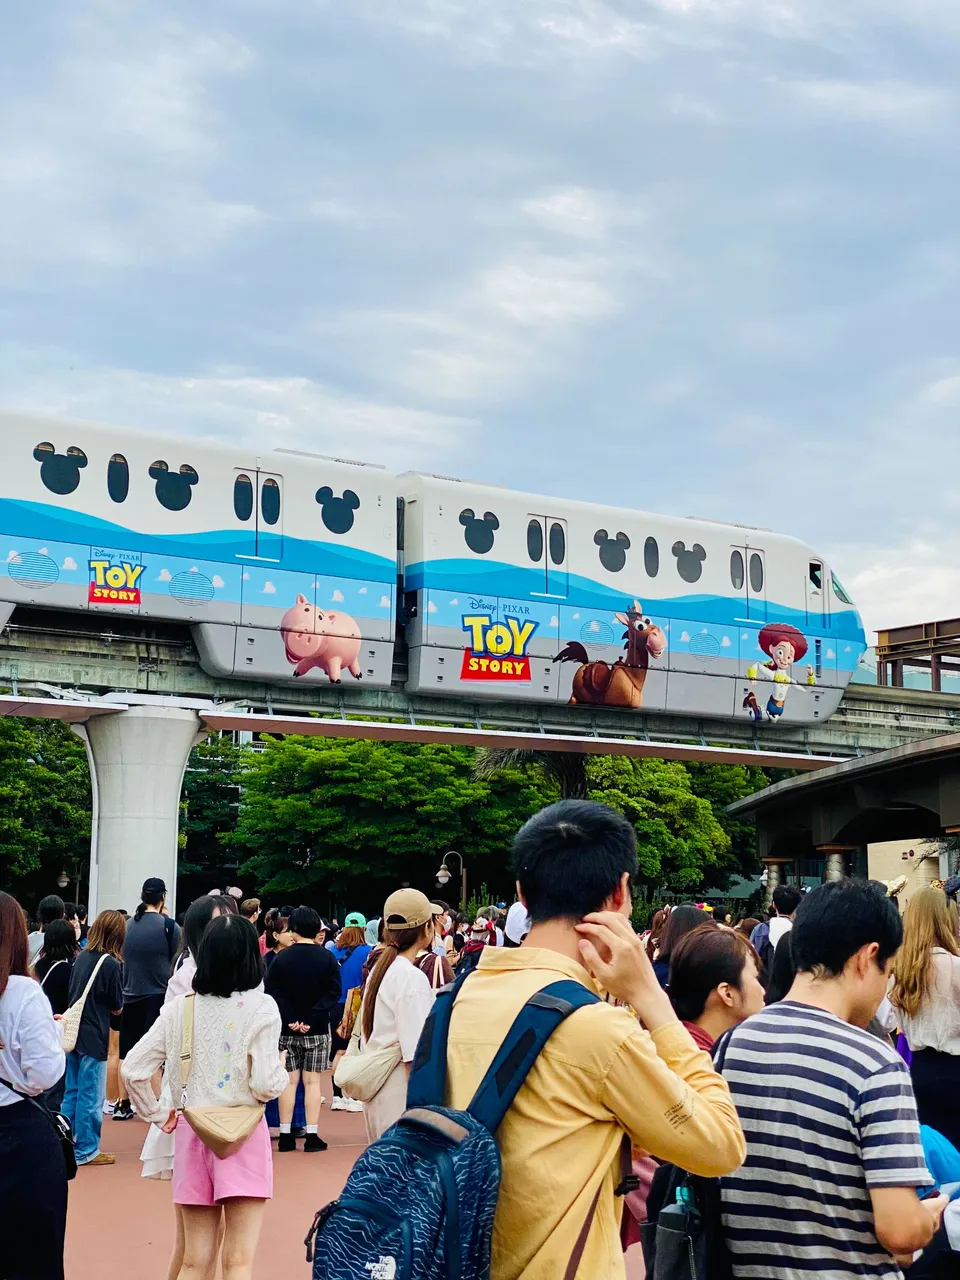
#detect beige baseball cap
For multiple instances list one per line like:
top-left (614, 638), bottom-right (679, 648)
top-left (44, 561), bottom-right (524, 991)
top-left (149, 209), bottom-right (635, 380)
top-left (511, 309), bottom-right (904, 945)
top-left (382, 889), bottom-right (444, 931)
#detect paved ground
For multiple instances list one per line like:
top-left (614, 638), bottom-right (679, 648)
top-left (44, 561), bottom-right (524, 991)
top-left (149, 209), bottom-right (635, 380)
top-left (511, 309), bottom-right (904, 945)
top-left (66, 1073), bottom-right (645, 1277)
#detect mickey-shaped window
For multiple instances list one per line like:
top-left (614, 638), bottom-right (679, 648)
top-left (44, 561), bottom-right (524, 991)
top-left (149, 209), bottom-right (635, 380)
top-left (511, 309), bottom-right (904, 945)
top-left (34, 442), bottom-right (87, 496)
top-left (261, 478), bottom-right (280, 526)
top-left (594, 529), bottom-right (630, 573)
top-left (527, 519), bottom-right (544, 563)
top-left (149, 461), bottom-right (199, 512)
top-left (644, 536), bottom-right (659, 578)
top-left (459, 508), bottom-right (499, 555)
top-left (672, 540), bottom-right (706, 583)
top-left (107, 454), bottom-right (129, 503)
top-left (315, 486), bottom-right (360, 534)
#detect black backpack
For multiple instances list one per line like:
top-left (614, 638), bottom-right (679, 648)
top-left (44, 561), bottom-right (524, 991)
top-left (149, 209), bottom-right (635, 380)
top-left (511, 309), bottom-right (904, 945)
top-left (640, 1034), bottom-right (734, 1280)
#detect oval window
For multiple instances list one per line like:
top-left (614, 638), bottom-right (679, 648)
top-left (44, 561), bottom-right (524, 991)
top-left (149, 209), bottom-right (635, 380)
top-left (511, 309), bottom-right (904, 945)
top-left (549, 522), bottom-right (566, 565)
top-left (233, 474), bottom-right (253, 522)
top-left (749, 553), bottom-right (764, 594)
top-left (526, 519), bottom-right (543, 563)
top-left (261, 477), bottom-right (280, 526)
top-left (644, 536), bottom-right (659, 578)
top-left (730, 550), bottom-right (744, 590)
top-left (107, 453), bottom-right (129, 503)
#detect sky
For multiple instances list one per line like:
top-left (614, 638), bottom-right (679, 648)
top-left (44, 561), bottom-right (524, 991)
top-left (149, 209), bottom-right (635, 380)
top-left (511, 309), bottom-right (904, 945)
top-left (2, 0), bottom-right (959, 637)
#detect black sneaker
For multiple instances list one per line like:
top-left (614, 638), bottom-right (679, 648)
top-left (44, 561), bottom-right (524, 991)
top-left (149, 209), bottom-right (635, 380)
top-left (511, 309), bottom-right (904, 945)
top-left (112, 1100), bottom-right (135, 1121)
top-left (304, 1133), bottom-right (328, 1153)
top-left (277, 1132), bottom-right (297, 1153)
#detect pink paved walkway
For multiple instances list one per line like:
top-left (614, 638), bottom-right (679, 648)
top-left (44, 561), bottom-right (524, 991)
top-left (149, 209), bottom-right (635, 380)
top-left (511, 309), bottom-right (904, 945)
top-left (65, 1073), bottom-right (645, 1277)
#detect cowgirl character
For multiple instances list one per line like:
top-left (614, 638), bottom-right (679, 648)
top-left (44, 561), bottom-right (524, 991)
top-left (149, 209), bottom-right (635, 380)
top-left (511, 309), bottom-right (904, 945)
top-left (746, 622), bottom-right (815, 721)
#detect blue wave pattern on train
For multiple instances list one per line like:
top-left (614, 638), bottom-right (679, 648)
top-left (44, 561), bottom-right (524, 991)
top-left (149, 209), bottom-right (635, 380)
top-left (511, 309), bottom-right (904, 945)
top-left (0, 413), bottom-right (867, 722)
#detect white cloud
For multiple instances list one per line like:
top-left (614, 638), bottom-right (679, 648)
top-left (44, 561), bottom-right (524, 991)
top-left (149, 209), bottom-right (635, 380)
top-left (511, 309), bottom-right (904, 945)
top-left (6, 551), bottom-right (20, 563)
top-left (572, 612), bottom-right (580, 620)
top-left (157, 567), bottom-right (172, 582)
top-left (0, 12), bottom-right (261, 283)
top-left (784, 79), bottom-right (948, 128)
top-left (521, 188), bottom-right (616, 240)
top-left (448, 597), bottom-right (457, 605)
top-left (826, 647), bottom-right (835, 658)
top-left (549, 615), bottom-right (559, 627)
top-left (379, 595), bottom-right (391, 608)
top-left (427, 599), bottom-right (438, 612)
top-left (332, 588), bottom-right (345, 602)
top-left (38, 548), bottom-right (48, 555)
top-left (211, 574), bottom-right (224, 588)
top-left (241, 572), bottom-right (249, 581)
top-left (0, 345), bottom-right (473, 472)
top-left (262, 580), bottom-right (276, 594)
top-left (741, 632), bottom-right (749, 640)
top-left (189, 565), bottom-right (199, 573)
top-left (62, 556), bottom-right (78, 570)
top-left (589, 619), bottom-right (600, 631)
top-left (358, 586), bottom-right (368, 594)
top-left (721, 635), bottom-right (731, 647)
top-left (680, 630), bottom-right (691, 642)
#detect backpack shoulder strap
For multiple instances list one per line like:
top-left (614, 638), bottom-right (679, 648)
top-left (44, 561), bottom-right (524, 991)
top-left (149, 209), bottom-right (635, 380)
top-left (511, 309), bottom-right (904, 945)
top-left (467, 980), bottom-right (599, 1133)
top-left (164, 915), bottom-right (176, 962)
top-left (406, 962), bottom-right (473, 1109)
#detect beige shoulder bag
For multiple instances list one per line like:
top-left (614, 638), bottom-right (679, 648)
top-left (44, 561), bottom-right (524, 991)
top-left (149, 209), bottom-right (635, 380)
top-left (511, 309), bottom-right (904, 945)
top-left (179, 994), bottom-right (264, 1159)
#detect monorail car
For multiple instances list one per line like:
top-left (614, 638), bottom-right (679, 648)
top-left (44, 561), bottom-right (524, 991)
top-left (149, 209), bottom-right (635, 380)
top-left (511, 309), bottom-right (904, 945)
top-left (0, 413), bottom-right (398, 688)
top-left (0, 411), bottom-right (867, 724)
top-left (400, 473), bottom-right (866, 723)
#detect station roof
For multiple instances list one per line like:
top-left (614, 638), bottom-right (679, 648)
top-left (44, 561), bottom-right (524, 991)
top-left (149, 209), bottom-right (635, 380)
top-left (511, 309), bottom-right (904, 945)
top-left (728, 731), bottom-right (960, 857)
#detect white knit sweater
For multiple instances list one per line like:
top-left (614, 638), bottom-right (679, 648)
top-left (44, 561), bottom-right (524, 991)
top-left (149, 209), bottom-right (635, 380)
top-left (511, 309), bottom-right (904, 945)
top-left (122, 989), bottom-right (289, 1123)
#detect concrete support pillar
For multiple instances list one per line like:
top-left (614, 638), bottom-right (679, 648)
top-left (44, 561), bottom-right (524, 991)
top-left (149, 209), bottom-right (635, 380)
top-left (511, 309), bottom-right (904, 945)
top-left (762, 860), bottom-right (780, 908)
top-left (74, 706), bottom-right (206, 916)
top-left (823, 851), bottom-right (846, 881)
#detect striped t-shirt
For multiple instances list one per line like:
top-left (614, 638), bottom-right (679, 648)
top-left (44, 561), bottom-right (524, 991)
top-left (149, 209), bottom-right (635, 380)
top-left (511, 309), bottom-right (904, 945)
top-left (720, 1001), bottom-right (932, 1279)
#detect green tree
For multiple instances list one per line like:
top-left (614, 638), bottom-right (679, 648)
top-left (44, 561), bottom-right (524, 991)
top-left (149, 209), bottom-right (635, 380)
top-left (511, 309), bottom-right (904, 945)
top-left (0, 718), bottom-right (91, 903)
top-left (178, 734), bottom-right (246, 900)
top-left (473, 748), bottom-right (587, 799)
top-left (587, 756), bottom-right (730, 897)
top-left (227, 735), bottom-right (553, 907)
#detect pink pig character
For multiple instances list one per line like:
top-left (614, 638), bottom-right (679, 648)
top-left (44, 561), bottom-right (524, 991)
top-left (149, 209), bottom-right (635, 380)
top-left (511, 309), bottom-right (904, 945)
top-left (279, 594), bottom-right (363, 682)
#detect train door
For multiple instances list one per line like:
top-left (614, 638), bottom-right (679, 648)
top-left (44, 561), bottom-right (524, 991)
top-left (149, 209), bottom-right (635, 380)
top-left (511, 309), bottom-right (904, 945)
top-left (526, 515), bottom-right (569, 597)
top-left (730, 546), bottom-right (767, 621)
top-left (233, 470), bottom-right (283, 560)
top-left (806, 558), bottom-right (828, 629)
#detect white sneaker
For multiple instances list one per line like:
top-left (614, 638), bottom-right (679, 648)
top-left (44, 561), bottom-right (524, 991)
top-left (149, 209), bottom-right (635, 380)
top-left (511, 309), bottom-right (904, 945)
top-left (330, 1097), bottom-right (348, 1112)
top-left (103, 1100), bottom-right (116, 1116)
top-left (347, 1098), bottom-right (364, 1113)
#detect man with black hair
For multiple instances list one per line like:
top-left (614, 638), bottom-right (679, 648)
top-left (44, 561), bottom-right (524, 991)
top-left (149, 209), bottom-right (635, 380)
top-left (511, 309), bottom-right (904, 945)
top-left (444, 799), bottom-right (745, 1280)
top-left (265, 905), bottom-right (342, 1153)
top-left (750, 883), bottom-right (801, 986)
top-left (27, 894), bottom-right (65, 964)
top-left (721, 878), bottom-right (948, 1277)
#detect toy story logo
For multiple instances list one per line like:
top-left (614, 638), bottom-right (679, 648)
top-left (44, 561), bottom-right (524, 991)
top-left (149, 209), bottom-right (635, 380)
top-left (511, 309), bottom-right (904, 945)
top-left (88, 548), bottom-right (144, 605)
top-left (460, 606), bottom-right (537, 681)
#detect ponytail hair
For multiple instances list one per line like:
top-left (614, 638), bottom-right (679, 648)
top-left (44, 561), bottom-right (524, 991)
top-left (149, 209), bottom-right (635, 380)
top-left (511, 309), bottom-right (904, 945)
top-left (135, 884), bottom-right (166, 922)
top-left (361, 925), bottom-right (424, 1042)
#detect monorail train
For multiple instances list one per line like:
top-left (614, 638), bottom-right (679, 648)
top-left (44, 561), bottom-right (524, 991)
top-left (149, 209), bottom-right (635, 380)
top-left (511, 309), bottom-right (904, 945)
top-left (0, 412), bottom-right (867, 725)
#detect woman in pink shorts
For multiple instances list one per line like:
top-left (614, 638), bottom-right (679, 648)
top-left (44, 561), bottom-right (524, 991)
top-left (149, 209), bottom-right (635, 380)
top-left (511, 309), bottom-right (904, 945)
top-left (123, 914), bottom-right (289, 1280)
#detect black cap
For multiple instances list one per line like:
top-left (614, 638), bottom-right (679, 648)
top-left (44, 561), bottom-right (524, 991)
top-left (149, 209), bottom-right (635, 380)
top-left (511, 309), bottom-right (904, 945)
top-left (142, 877), bottom-right (167, 897)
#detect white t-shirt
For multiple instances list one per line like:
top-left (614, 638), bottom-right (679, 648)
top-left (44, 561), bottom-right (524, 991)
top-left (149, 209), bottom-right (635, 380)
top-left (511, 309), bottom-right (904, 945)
top-left (0, 976), bottom-right (66, 1106)
top-left (768, 916), bottom-right (793, 950)
top-left (365, 955), bottom-right (435, 1063)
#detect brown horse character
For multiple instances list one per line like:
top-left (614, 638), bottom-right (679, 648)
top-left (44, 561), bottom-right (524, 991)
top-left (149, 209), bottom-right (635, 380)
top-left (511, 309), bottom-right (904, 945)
top-left (553, 600), bottom-right (667, 709)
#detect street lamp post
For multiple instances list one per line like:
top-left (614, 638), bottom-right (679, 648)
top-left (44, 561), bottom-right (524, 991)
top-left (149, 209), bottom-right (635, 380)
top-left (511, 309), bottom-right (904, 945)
top-left (436, 851), bottom-right (467, 911)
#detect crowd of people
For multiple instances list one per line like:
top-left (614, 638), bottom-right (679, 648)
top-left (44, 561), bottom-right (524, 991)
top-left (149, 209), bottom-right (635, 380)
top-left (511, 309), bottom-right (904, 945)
top-left (1, 803), bottom-right (959, 1278)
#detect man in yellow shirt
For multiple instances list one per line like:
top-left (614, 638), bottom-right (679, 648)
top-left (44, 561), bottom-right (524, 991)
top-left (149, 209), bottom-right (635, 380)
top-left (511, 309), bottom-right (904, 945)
top-left (444, 800), bottom-right (746, 1279)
